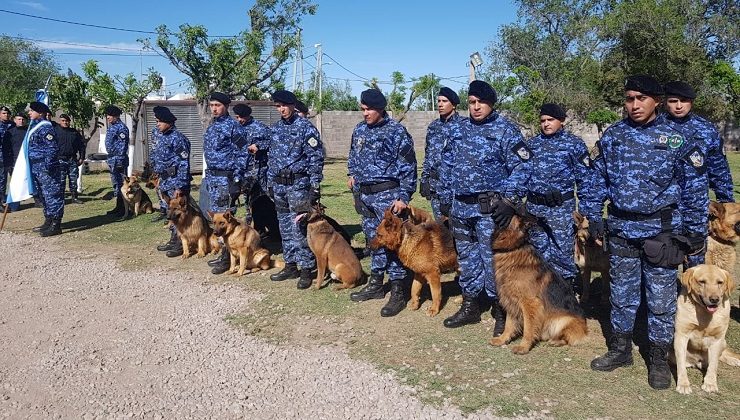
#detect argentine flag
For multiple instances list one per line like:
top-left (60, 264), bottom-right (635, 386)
top-left (5, 120), bottom-right (51, 204)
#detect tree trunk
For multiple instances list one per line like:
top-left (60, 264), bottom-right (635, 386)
top-left (198, 98), bottom-right (211, 129)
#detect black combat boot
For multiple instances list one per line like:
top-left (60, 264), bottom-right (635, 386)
top-left (491, 299), bottom-right (507, 337)
top-left (648, 342), bottom-right (672, 390)
top-left (350, 272), bottom-right (385, 302)
top-left (71, 191), bottom-right (82, 204)
top-left (151, 209), bottom-right (167, 223)
top-left (443, 295), bottom-right (481, 328)
top-left (157, 230), bottom-right (178, 252)
top-left (270, 263), bottom-right (299, 281)
top-left (32, 217), bottom-right (52, 233)
top-left (380, 281), bottom-right (407, 317)
top-left (106, 195), bottom-right (124, 216)
top-left (40, 218), bottom-right (62, 237)
top-left (208, 248), bottom-right (229, 267)
top-left (165, 238), bottom-right (184, 258)
top-left (297, 267), bottom-right (314, 289)
top-left (591, 332), bottom-right (634, 371)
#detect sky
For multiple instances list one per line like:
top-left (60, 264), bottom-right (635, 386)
top-left (1, 0), bottom-right (520, 99)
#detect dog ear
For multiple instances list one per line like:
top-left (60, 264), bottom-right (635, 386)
top-left (708, 201), bottom-right (724, 220)
top-left (207, 210), bottom-right (214, 219)
top-left (720, 267), bottom-right (735, 298)
top-left (161, 191), bottom-right (171, 202)
top-left (681, 267), bottom-right (696, 294)
top-left (224, 210), bottom-right (232, 221)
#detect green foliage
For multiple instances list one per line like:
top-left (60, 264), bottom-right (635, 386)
top-left (298, 77), bottom-right (358, 112)
top-left (586, 108), bottom-right (620, 134)
top-left (50, 71), bottom-right (96, 137)
top-left (0, 35), bottom-right (58, 113)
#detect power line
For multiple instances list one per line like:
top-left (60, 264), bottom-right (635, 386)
top-left (9, 35), bottom-right (152, 52)
top-left (321, 52), bottom-right (370, 81)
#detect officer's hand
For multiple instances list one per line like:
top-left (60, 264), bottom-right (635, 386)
top-left (309, 185), bottom-right (320, 206)
top-left (588, 219), bottom-right (605, 241)
top-left (491, 199), bottom-right (516, 228)
top-left (391, 200), bottom-right (407, 214)
top-left (419, 180), bottom-right (431, 198)
top-left (248, 144), bottom-right (258, 154)
top-left (347, 176), bottom-right (355, 190)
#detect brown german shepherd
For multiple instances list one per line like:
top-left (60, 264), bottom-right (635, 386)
top-left (210, 210), bottom-right (276, 276)
top-left (121, 175), bottom-right (154, 218)
top-left (371, 207), bottom-right (458, 317)
top-left (573, 211), bottom-right (610, 304)
top-left (164, 190), bottom-right (220, 259)
top-left (489, 213), bottom-right (588, 354)
top-left (302, 205), bottom-right (364, 290)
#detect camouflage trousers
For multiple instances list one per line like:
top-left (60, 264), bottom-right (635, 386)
top-left (449, 212), bottom-right (497, 300)
top-left (528, 204), bottom-right (579, 282)
top-left (273, 183), bottom-right (315, 269)
top-left (58, 157), bottom-right (79, 193)
top-left (32, 164), bottom-right (64, 219)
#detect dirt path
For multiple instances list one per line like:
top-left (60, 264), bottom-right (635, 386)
top-left (0, 232), bottom-right (527, 419)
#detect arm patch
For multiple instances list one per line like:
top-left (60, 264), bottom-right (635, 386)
top-left (511, 141), bottom-right (532, 161)
top-left (579, 152), bottom-right (591, 168)
top-left (684, 146), bottom-right (707, 175)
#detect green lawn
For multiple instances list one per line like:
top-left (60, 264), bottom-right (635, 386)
top-left (2, 155), bottom-right (739, 418)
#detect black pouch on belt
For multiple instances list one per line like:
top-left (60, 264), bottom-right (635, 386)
top-left (353, 191), bottom-right (375, 218)
top-left (643, 233), bottom-right (685, 268)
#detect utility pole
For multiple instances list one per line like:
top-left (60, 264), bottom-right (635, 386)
top-left (314, 43), bottom-right (322, 112)
top-left (292, 29), bottom-right (303, 91)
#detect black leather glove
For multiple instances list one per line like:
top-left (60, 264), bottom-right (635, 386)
top-left (440, 202), bottom-right (451, 217)
top-left (588, 219), bottom-right (605, 240)
top-left (491, 199), bottom-right (516, 228)
top-left (309, 185), bottom-right (320, 206)
top-left (419, 180), bottom-right (431, 198)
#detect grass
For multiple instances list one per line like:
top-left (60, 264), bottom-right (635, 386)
top-left (3, 156), bottom-right (740, 418)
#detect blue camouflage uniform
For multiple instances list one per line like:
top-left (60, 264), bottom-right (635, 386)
top-left (203, 114), bottom-right (246, 213)
top-left (105, 119), bottom-right (129, 197)
top-left (658, 112), bottom-right (735, 267)
top-left (268, 113), bottom-right (324, 269)
top-left (580, 117), bottom-right (707, 345)
top-left (151, 125), bottom-right (191, 211)
top-left (348, 114), bottom-right (417, 281)
top-left (0, 120), bottom-right (14, 201)
top-left (526, 129), bottom-right (596, 284)
top-left (421, 112), bottom-right (463, 219)
top-left (439, 112), bottom-right (530, 300)
top-left (28, 119), bottom-right (64, 220)
top-left (237, 117), bottom-right (271, 208)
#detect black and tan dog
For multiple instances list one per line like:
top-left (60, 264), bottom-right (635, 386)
top-left (573, 211), bottom-right (610, 304)
top-left (121, 175), bottom-right (154, 219)
top-left (210, 210), bottom-right (277, 276)
top-left (164, 190), bottom-right (220, 259)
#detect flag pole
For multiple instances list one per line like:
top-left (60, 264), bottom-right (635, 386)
top-left (0, 204), bottom-right (9, 231)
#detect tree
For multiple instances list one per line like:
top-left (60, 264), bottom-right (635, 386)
top-left (141, 0), bottom-right (317, 127)
top-left (0, 35), bottom-right (58, 113)
top-left (50, 70), bottom-right (99, 143)
top-left (298, 76), bottom-right (358, 112)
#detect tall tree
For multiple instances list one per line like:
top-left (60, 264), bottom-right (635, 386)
top-left (0, 35), bottom-right (58, 113)
top-left (50, 70), bottom-right (99, 142)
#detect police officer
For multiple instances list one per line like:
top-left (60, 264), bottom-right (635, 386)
top-left (150, 106), bottom-right (192, 257)
top-left (55, 114), bottom-right (86, 204)
top-left (202, 92), bottom-right (248, 275)
top-left (232, 103), bottom-right (271, 226)
top-left (526, 103), bottom-right (596, 292)
top-left (3, 114), bottom-right (26, 212)
top-left (660, 81), bottom-right (734, 267)
top-left (27, 102), bottom-right (64, 236)
top-left (0, 106), bottom-right (14, 205)
top-left (347, 89), bottom-right (417, 316)
top-left (439, 80), bottom-right (530, 334)
top-left (582, 75), bottom-right (707, 390)
top-left (267, 89), bottom-right (324, 289)
top-left (420, 87), bottom-right (463, 220)
top-left (104, 105), bottom-right (129, 216)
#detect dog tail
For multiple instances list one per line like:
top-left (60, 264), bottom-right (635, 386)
top-left (271, 258), bottom-right (285, 269)
top-left (720, 347), bottom-right (740, 367)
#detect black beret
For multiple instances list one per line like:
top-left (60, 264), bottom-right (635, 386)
top-left (0, 106), bottom-right (10, 113)
top-left (438, 87), bottom-right (460, 105)
top-left (295, 100), bottom-right (309, 114)
top-left (624, 75), bottom-right (663, 96)
top-left (539, 103), bottom-right (567, 121)
top-left (153, 106), bottom-right (176, 123)
top-left (232, 103), bottom-right (252, 118)
top-left (360, 89), bottom-right (387, 110)
top-left (59, 113), bottom-right (71, 120)
top-left (105, 105), bottom-right (122, 116)
top-left (271, 89), bottom-right (297, 105)
top-left (468, 80), bottom-right (497, 104)
top-left (664, 81), bottom-right (696, 99)
top-left (29, 101), bottom-right (50, 115)
top-left (209, 92), bottom-right (231, 106)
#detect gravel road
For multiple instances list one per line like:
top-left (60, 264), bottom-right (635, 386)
top-left (0, 232), bottom-right (533, 419)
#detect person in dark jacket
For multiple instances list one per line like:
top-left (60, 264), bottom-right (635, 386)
top-left (2, 115), bottom-right (27, 212)
top-left (55, 114), bottom-right (86, 204)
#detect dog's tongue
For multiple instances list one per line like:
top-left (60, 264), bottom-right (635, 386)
top-left (706, 305), bottom-right (718, 313)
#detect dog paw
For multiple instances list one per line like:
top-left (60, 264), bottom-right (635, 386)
top-left (675, 383), bottom-right (692, 394)
top-left (425, 307), bottom-right (439, 317)
top-left (701, 382), bottom-right (718, 393)
top-left (407, 300), bottom-right (420, 311)
top-left (488, 337), bottom-right (507, 347)
top-left (511, 344), bottom-right (531, 355)
top-left (196, 253), bottom-right (206, 258)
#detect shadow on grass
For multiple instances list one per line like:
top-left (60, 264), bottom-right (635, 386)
top-left (62, 213), bottom-right (123, 233)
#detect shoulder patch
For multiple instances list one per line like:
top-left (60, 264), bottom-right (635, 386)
top-left (307, 136), bottom-right (318, 148)
top-left (119, 132), bottom-right (126, 139)
top-left (46, 133), bottom-right (53, 140)
top-left (579, 152), bottom-right (591, 168)
top-left (511, 141), bottom-right (532, 162)
top-left (684, 146), bottom-right (706, 174)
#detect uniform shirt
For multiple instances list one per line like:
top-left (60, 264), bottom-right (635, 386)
top-left (659, 112), bottom-right (734, 203)
top-left (54, 125), bottom-right (85, 160)
top-left (4, 125), bottom-right (27, 167)
top-left (581, 117), bottom-right (707, 238)
top-left (268, 113), bottom-right (324, 188)
top-left (105, 119), bottom-right (129, 158)
top-left (421, 112), bottom-right (463, 192)
top-left (440, 112), bottom-right (530, 202)
top-left (203, 114), bottom-right (245, 172)
top-left (151, 125), bottom-right (191, 190)
top-left (28, 119), bottom-right (58, 167)
top-left (0, 120), bottom-right (13, 166)
top-left (237, 117), bottom-right (271, 180)
top-left (347, 114), bottom-right (417, 202)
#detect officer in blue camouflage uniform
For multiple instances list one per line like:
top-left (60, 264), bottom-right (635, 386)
top-left (232, 103), bottom-right (270, 224)
top-left (526, 103), bottom-right (596, 292)
top-left (439, 80), bottom-right (531, 334)
top-left (659, 81), bottom-right (734, 267)
top-left (347, 89), bottom-right (417, 317)
top-left (150, 106), bottom-right (191, 257)
top-left (0, 106), bottom-right (14, 205)
top-left (27, 102), bottom-right (64, 236)
top-left (202, 92), bottom-right (248, 275)
top-left (55, 114), bottom-right (85, 204)
top-left (104, 105), bottom-right (129, 216)
top-left (267, 90), bottom-right (325, 289)
top-left (582, 76), bottom-right (707, 390)
top-left (420, 87), bottom-right (463, 220)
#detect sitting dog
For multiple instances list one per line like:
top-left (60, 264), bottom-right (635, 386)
top-left (301, 205), bottom-right (364, 290)
top-left (121, 175), bottom-right (154, 218)
top-left (573, 211), bottom-right (610, 304)
top-left (164, 190), bottom-right (220, 259)
top-left (672, 265), bottom-right (740, 394)
top-left (489, 213), bottom-right (588, 354)
top-left (210, 210), bottom-right (275, 276)
top-left (371, 208), bottom-right (458, 317)
top-left (705, 201), bottom-right (740, 276)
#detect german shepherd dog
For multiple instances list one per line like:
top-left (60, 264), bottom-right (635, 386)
top-left (210, 210), bottom-right (276, 276)
top-left (301, 205), bottom-right (364, 290)
top-left (573, 211), bottom-right (610, 304)
top-left (163, 190), bottom-right (221, 259)
top-left (489, 213), bottom-right (588, 354)
top-left (121, 175), bottom-right (154, 218)
top-left (371, 207), bottom-right (458, 317)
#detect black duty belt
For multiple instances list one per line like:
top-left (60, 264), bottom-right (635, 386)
top-left (359, 180), bottom-right (399, 195)
top-left (526, 190), bottom-right (575, 206)
top-left (274, 171), bottom-right (308, 185)
top-left (608, 204), bottom-right (676, 232)
top-left (206, 169), bottom-right (234, 178)
top-left (455, 192), bottom-right (495, 205)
